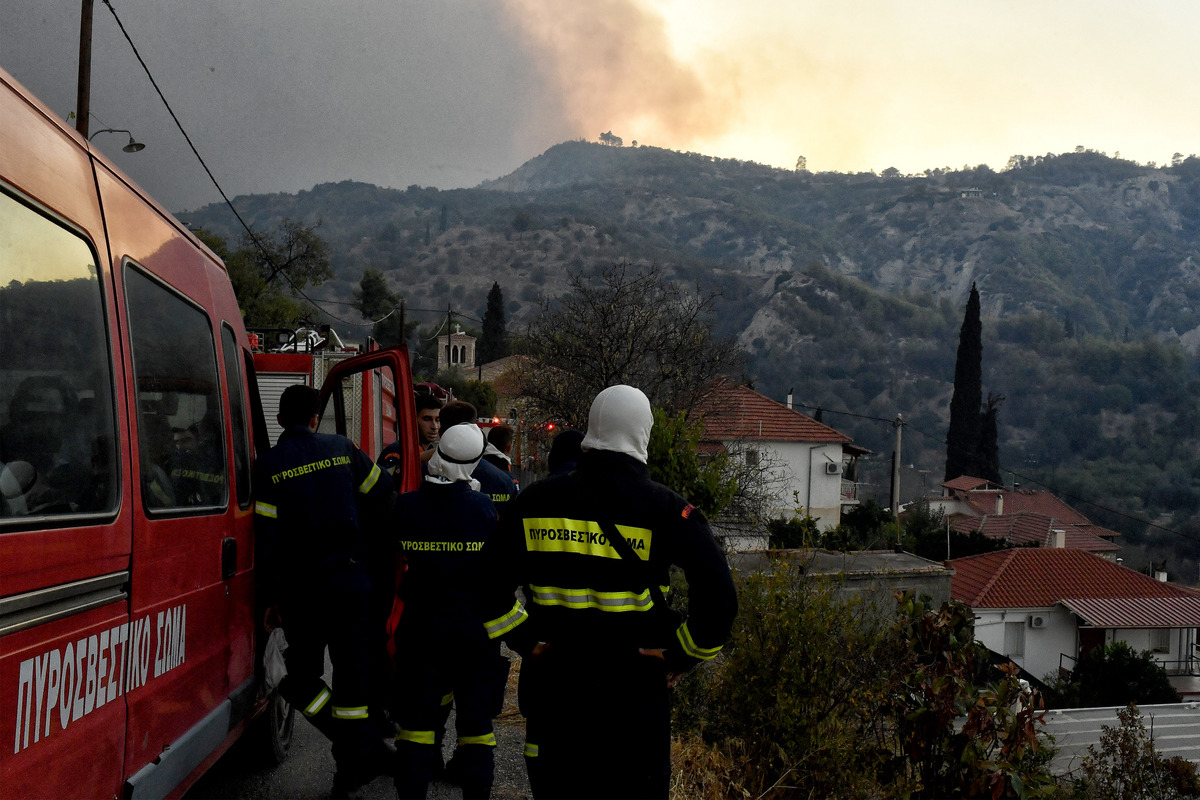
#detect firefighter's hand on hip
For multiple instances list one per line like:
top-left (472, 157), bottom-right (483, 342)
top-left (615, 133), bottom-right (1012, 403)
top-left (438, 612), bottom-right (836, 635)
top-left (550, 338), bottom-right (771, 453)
top-left (638, 648), bottom-right (685, 687)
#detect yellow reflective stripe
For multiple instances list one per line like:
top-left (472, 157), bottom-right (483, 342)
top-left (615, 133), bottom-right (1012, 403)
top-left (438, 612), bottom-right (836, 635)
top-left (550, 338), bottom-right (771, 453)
top-left (254, 501), bottom-right (278, 519)
top-left (396, 729), bottom-right (436, 745)
top-left (458, 733), bottom-right (497, 747)
top-left (530, 584), bottom-right (653, 612)
top-left (676, 622), bottom-right (722, 660)
top-left (483, 601), bottom-right (528, 639)
top-left (303, 687), bottom-right (331, 717)
top-left (358, 463), bottom-right (382, 494)
top-left (332, 705), bottom-right (369, 720)
top-left (440, 692), bottom-right (454, 707)
top-left (524, 742), bottom-right (539, 758)
top-left (522, 518), bottom-right (652, 561)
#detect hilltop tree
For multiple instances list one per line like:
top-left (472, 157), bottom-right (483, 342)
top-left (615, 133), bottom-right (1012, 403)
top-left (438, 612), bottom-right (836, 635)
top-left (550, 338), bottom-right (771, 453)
top-left (478, 282), bottom-right (508, 364)
top-left (516, 262), bottom-right (743, 428)
top-left (945, 283), bottom-right (983, 482)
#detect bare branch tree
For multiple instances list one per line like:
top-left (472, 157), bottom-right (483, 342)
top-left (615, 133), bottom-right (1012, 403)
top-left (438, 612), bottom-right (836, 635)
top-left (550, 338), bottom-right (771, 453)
top-left (514, 262), bottom-right (744, 427)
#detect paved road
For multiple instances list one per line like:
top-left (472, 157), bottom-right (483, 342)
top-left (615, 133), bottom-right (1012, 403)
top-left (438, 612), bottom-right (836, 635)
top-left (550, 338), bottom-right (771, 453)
top-left (187, 654), bottom-right (531, 800)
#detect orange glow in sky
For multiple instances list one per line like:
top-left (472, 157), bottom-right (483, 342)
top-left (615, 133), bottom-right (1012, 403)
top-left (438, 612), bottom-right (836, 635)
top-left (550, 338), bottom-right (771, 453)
top-left (506, 0), bottom-right (1200, 174)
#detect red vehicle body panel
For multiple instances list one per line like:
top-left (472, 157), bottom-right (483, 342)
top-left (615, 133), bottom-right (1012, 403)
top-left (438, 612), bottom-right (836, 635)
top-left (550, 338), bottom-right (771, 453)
top-left (0, 67), bottom-right (414, 799)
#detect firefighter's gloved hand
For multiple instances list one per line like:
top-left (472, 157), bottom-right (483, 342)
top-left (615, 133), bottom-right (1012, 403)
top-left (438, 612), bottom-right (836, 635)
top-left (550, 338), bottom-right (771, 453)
top-left (639, 647), bottom-right (687, 687)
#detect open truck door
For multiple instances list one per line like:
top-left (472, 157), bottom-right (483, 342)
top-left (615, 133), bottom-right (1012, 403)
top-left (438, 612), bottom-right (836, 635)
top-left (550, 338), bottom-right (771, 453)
top-left (315, 346), bottom-right (421, 495)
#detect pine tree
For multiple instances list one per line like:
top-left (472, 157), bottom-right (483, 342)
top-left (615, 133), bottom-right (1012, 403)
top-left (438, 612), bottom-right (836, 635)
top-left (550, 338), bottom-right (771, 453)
top-left (478, 282), bottom-right (508, 364)
top-left (945, 283), bottom-right (983, 482)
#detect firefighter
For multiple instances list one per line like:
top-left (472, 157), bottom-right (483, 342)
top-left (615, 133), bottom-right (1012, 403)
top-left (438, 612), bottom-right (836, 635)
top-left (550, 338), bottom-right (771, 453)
top-left (253, 385), bottom-right (395, 796)
top-left (475, 385), bottom-right (738, 800)
top-left (438, 401), bottom-right (519, 515)
top-left (380, 388), bottom-right (443, 482)
top-left (390, 423), bottom-right (507, 800)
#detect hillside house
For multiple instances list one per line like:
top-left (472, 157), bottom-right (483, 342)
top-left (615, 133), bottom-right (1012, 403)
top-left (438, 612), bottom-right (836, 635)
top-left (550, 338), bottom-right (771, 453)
top-left (929, 475), bottom-right (1121, 558)
top-left (950, 547), bottom-right (1200, 692)
top-left (693, 379), bottom-right (869, 532)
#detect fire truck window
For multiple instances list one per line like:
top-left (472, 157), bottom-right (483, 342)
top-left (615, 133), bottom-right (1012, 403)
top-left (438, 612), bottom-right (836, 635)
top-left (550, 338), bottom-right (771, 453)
top-left (0, 191), bottom-right (119, 522)
top-left (221, 324), bottom-right (251, 507)
top-left (124, 266), bottom-right (228, 513)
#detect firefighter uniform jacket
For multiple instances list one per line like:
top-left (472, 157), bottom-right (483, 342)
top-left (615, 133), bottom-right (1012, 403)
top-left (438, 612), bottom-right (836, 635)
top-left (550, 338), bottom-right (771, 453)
top-left (392, 479), bottom-right (506, 799)
top-left (253, 425), bottom-right (390, 600)
top-left (477, 449), bottom-right (738, 673)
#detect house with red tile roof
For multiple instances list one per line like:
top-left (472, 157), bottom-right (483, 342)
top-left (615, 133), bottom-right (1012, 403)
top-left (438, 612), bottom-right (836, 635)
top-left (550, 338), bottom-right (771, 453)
top-left (691, 378), bottom-right (868, 531)
top-left (930, 476), bottom-right (1121, 559)
top-left (950, 547), bottom-right (1200, 691)
top-left (949, 511), bottom-right (1120, 557)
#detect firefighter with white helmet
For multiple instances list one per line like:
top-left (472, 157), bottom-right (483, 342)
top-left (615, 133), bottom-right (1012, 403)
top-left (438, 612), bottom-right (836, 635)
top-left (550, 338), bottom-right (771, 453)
top-left (390, 422), bottom-right (508, 799)
top-left (476, 385), bottom-right (738, 799)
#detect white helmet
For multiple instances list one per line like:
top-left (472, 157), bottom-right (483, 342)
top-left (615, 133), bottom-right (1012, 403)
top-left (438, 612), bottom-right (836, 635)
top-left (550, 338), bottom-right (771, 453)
top-left (581, 385), bottom-right (653, 464)
top-left (427, 423), bottom-right (486, 484)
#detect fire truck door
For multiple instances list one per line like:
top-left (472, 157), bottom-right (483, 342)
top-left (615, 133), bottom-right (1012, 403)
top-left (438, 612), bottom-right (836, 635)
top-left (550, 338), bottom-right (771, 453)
top-left (316, 347), bottom-right (419, 494)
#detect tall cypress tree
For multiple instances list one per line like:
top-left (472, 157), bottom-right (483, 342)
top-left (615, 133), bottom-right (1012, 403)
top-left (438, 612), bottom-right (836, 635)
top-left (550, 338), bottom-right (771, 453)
top-left (478, 282), bottom-right (508, 364)
top-left (945, 283), bottom-right (983, 482)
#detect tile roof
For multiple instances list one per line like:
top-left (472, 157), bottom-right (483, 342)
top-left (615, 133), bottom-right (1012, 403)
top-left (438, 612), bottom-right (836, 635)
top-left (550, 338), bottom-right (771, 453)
top-left (949, 548), bottom-right (1198, 608)
top-left (693, 378), bottom-right (854, 445)
top-left (950, 512), bottom-right (1120, 553)
top-left (1061, 597), bottom-right (1200, 629)
top-left (944, 475), bottom-right (993, 492)
top-left (991, 489), bottom-right (1093, 524)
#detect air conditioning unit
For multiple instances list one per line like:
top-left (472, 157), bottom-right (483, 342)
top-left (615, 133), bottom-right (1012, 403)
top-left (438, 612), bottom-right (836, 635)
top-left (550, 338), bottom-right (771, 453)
top-left (1029, 616), bottom-right (1046, 629)
top-left (825, 462), bottom-right (841, 475)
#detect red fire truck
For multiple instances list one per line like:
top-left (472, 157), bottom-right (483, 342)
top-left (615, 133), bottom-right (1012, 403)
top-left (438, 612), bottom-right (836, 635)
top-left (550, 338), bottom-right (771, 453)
top-left (0, 67), bottom-right (419, 799)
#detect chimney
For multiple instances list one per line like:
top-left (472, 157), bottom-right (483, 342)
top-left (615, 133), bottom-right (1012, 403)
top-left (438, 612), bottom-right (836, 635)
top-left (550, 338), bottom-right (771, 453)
top-left (995, 493), bottom-right (1003, 515)
top-left (1155, 570), bottom-right (1169, 582)
top-left (1052, 529), bottom-right (1066, 548)
top-left (786, 387), bottom-right (793, 410)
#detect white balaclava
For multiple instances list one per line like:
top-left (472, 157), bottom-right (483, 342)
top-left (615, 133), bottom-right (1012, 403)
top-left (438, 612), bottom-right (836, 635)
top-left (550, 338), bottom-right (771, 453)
top-left (580, 385), bottom-right (653, 464)
top-left (426, 423), bottom-right (486, 489)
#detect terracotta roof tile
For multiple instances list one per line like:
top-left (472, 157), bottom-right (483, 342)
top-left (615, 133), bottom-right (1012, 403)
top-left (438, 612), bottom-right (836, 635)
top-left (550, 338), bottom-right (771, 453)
top-left (999, 489), bottom-right (1092, 524)
top-left (944, 475), bottom-right (992, 492)
top-left (950, 512), bottom-right (1119, 553)
top-left (1061, 597), bottom-right (1200, 628)
top-left (950, 548), bottom-right (1195, 608)
top-left (693, 378), bottom-right (854, 445)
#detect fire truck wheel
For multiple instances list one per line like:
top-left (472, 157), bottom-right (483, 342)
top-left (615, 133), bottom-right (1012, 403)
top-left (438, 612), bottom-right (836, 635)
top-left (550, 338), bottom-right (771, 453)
top-left (254, 689), bottom-right (295, 765)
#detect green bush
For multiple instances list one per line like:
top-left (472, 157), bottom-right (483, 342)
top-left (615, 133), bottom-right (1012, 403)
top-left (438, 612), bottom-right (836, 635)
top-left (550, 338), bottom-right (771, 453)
top-left (672, 560), bottom-right (1058, 798)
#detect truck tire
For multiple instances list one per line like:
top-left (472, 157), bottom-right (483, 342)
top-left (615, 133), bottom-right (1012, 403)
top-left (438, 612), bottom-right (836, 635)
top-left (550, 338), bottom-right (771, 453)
top-left (255, 689), bottom-right (295, 765)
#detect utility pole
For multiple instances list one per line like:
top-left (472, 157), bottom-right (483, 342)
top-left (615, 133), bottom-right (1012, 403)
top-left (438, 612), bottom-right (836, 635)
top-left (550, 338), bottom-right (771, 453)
top-left (891, 413), bottom-right (903, 545)
top-left (76, 0), bottom-right (94, 137)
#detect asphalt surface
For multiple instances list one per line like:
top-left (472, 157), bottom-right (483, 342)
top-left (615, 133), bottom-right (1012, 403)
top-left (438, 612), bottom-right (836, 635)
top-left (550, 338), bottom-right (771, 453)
top-left (187, 653), bottom-right (531, 800)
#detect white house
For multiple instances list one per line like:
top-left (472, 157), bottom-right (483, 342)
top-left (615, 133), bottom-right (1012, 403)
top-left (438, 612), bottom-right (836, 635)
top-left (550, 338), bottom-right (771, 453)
top-left (950, 547), bottom-right (1200, 692)
top-left (693, 378), bottom-right (868, 532)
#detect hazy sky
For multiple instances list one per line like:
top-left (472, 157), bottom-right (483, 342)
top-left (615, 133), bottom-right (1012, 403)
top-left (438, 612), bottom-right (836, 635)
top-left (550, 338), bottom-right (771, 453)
top-left (4, 1), bottom-right (1199, 214)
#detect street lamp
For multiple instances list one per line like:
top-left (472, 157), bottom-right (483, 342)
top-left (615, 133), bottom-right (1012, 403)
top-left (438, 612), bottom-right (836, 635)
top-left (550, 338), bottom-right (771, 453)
top-left (89, 128), bottom-right (146, 153)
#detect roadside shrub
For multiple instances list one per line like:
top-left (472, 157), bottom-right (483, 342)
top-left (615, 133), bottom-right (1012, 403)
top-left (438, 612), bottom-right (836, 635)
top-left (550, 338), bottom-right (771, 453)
top-left (671, 560), bottom-right (1058, 798)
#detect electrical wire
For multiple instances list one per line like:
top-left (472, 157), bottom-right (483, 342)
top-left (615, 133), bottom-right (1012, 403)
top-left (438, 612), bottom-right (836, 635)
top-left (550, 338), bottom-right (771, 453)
top-left (101, 0), bottom-right (397, 329)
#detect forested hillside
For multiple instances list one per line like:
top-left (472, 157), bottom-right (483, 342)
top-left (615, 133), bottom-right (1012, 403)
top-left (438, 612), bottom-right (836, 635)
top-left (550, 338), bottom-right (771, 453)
top-left (184, 143), bottom-right (1200, 579)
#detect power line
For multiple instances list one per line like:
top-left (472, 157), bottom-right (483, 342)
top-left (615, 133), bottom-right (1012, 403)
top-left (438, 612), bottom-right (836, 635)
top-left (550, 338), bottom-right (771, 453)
top-left (102, 1), bottom-right (397, 329)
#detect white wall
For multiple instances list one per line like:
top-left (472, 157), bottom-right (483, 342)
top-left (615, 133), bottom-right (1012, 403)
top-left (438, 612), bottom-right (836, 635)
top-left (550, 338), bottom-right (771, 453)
top-left (972, 607), bottom-right (1078, 683)
top-left (742, 440), bottom-right (845, 529)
